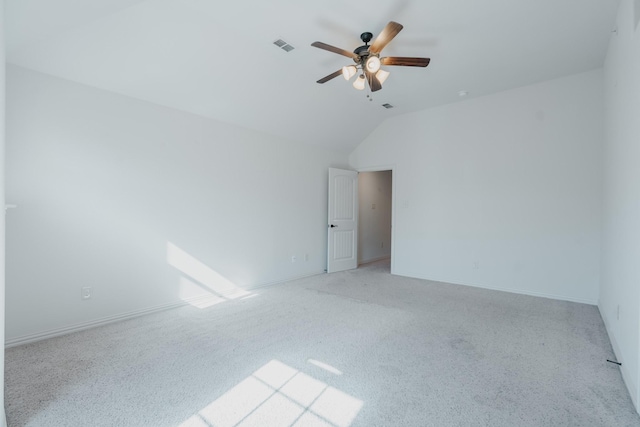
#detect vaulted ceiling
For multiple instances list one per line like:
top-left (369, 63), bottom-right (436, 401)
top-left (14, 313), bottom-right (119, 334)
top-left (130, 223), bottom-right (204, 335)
top-left (6, 0), bottom-right (620, 152)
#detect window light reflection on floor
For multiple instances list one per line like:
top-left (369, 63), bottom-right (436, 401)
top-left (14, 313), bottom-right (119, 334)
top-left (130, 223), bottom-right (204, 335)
top-left (307, 359), bottom-right (343, 376)
top-left (179, 360), bottom-right (363, 427)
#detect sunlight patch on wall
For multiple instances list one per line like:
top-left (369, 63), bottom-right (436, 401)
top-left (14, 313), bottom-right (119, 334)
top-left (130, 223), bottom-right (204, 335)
top-left (167, 242), bottom-right (251, 308)
top-left (179, 359), bottom-right (363, 427)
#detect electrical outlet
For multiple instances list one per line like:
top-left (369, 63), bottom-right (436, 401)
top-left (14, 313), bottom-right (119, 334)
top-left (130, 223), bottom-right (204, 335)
top-left (81, 286), bottom-right (92, 300)
top-left (381, 242), bottom-right (384, 248)
top-left (291, 256), bottom-right (297, 263)
top-left (304, 254), bottom-right (309, 262)
top-left (473, 261), bottom-right (480, 270)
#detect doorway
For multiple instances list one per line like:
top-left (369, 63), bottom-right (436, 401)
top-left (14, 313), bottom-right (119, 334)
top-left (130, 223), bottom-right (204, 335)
top-left (357, 170), bottom-right (392, 268)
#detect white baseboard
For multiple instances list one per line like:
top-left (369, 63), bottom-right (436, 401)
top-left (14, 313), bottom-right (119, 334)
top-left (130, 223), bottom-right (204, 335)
top-left (5, 270), bottom-right (326, 349)
top-left (599, 302), bottom-right (639, 413)
top-left (4, 300), bottom-right (187, 348)
top-left (358, 255), bottom-right (391, 266)
top-left (247, 270), bottom-right (326, 290)
top-left (394, 271), bottom-right (598, 306)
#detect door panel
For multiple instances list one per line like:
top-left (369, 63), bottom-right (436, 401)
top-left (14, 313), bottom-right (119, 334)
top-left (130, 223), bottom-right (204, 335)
top-left (327, 168), bottom-right (358, 273)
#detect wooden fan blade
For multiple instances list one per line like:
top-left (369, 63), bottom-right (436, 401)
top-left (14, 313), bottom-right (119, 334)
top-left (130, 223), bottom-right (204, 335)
top-left (317, 69), bottom-right (343, 84)
top-left (381, 57), bottom-right (431, 67)
top-left (365, 71), bottom-right (382, 92)
top-left (311, 41), bottom-right (358, 60)
top-left (369, 21), bottom-right (403, 54)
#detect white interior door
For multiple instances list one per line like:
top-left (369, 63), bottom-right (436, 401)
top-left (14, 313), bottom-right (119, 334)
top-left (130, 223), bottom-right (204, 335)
top-left (327, 168), bottom-right (358, 273)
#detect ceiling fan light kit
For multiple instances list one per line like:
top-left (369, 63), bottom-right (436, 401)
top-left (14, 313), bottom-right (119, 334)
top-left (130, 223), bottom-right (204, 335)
top-left (342, 65), bottom-right (357, 80)
top-left (353, 74), bottom-right (366, 90)
top-left (376, 69), bottom-right (390, 84)
top-left (311, 21), bottom-right (430, 93)
top-left (365, 56), bottom-right (381, 73)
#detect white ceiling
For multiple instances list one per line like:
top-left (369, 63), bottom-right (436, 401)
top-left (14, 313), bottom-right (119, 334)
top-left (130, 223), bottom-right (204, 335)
top-left (6, 0), bottom-right (620, 152)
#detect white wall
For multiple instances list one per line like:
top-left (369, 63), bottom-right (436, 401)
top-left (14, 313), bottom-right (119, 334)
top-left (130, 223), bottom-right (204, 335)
top-left (1, 2), bottom-right (7, 424)
top-left (600, 0), bottom-right (640, 411)
top-left (5, 65), bottom-right (348, 344)
top-left (350, 69), bottom-right (603, 304)
top-left (358, 171), bottom-right (392, 264)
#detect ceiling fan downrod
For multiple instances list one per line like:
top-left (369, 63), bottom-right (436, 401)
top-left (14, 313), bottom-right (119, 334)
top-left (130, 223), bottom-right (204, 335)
top-left (353, 32), bottom-right (374, 59)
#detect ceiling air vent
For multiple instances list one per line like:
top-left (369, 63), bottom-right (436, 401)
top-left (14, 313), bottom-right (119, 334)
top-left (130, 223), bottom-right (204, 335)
top-left (382, 103), bottom-right (394, 109)
top-left (273, 39), bottom-right (295, 52)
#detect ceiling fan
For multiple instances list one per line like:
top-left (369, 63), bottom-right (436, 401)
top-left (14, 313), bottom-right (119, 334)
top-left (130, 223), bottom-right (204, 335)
top-left (311, 21), bottom-right (430, 92)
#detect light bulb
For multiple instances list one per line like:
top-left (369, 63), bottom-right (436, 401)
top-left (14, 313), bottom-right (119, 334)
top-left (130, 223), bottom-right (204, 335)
top-left (376, 69), bottom-right (390, 84)
top-left (365, 56), bottom-right (381, 73)
top-left (342, 65), bottom-right (357, 80)
top-left (353, 74), bottom-right (366, 90)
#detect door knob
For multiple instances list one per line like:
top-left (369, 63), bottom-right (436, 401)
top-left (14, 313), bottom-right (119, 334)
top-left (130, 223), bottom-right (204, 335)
top-left (330, 224), bottom-right (338, 228)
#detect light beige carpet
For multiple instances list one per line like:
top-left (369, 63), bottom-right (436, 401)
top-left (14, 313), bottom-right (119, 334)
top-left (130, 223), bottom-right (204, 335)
top-left (5, 260), bottom-right (639, 426)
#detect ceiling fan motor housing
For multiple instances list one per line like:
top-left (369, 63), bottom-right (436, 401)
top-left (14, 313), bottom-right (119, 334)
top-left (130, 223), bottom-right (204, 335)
top-left (353, 45), bottom-right (370, 58)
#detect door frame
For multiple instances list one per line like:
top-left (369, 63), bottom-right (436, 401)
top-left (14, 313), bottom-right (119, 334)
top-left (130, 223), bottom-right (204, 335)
top-left (356, 165), bottom-right (396, 275)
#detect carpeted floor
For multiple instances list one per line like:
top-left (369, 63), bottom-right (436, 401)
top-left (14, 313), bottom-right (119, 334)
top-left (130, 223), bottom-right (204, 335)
top-left (5, 260), bottom-right (640, 426)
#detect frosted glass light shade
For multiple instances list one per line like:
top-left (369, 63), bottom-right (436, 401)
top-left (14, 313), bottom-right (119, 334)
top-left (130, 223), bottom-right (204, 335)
top-left (376, 69), bottom-right (390, 84)
top-left (342, 65), bottom-right (357, 80)
top-left (365, 56), bottom-right (381, 73)
top-left (353, 75), bottom-right (366, 90)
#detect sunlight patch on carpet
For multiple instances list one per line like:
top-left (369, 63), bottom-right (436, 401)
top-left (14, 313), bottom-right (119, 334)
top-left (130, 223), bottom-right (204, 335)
top-left (307, 359), bottom-right (343, 376)
top-left (179, 359), bottom-right (363, 427)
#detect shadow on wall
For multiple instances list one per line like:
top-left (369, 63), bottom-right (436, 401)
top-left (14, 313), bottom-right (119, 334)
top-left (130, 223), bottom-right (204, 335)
top-left (179, 359), bottom-right (363, 427)
top-left (166, 242), bottom-right (254, 309)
